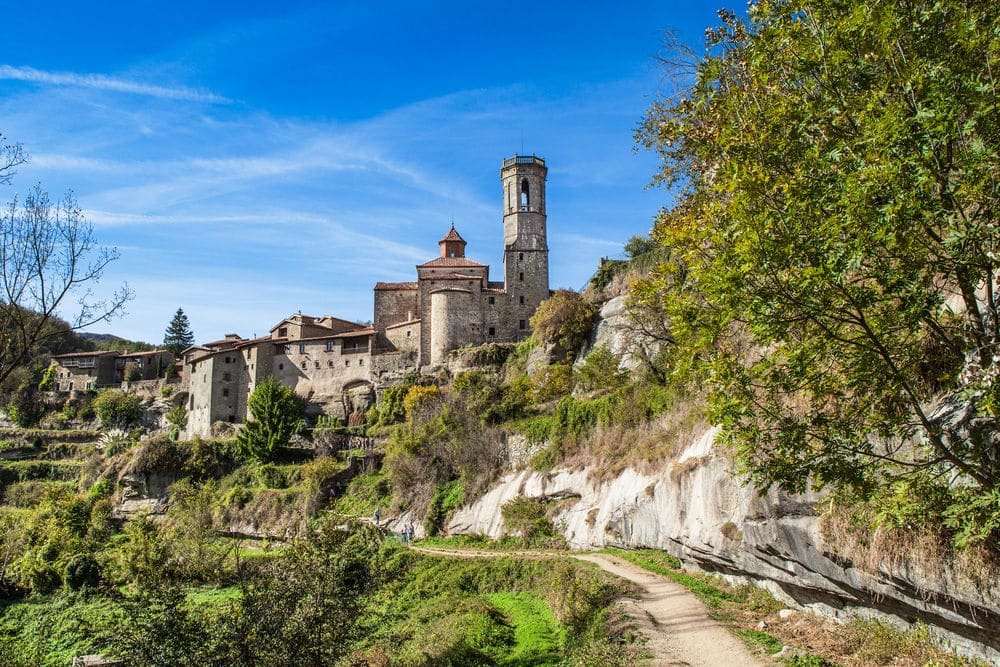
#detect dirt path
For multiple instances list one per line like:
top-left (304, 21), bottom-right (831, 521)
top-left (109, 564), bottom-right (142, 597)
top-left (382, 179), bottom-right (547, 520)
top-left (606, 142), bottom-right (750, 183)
top-left (414, 547), bottom-right (766, 667)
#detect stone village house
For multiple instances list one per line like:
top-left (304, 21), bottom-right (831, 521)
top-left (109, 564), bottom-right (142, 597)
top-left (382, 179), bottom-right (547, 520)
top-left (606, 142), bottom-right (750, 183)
top-left (52, 349), bottom-right (175, 392)
top-left (161, 155), bottom-right (550, 438)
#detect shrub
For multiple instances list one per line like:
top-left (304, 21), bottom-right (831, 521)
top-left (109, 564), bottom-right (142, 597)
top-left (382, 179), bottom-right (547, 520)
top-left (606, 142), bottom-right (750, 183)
top-left (235, 377), bottom-right (304, 462)
top-left (63, 553), bottom-right (101, 591)
top-left (575, 346), bottom-right (627, 393)
top-left (453, 370), bottom-right (528, 424)
top-left (531, 363), bottom-right (572, 402)
top-left (424, 478), bottom-right (465, 536)
top-left (123, 362), bottom-right (142, 382)
top-left (160, 385), bottom-right (173, 398)
top-left (93, 389), bottom-right (142, 428)
top-left (530, 290), bottom-right (597, 359)
top-left (403, 384), bottom-right (442, 422)
top-left (590, 258), bottom-right (628, 291)
top-left (367, 384), bottom-right (410, 428)
top-left (166, 404), bottom-right (188, 439)
top-left (7, 384), bottom-right (44, 427)
top-left (501, 496), bottom-right (557, 545)
top-left (38, 363), bottom-right (57, 392)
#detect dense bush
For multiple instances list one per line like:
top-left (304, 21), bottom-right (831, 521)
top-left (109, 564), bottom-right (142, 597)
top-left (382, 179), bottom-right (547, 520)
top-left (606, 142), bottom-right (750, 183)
top-left (123, 362), bottom-right (142, 382)
top-left (93, 390), bottom-right (142, 428)
top-left (7, 384), bottom-right (44, 428)
top-left (453, 370), bottom-right (528, 425)
top-left (366, 384), bottom-right (410, 428)
top-left (501, 496), bottom-right (559, 546)
top-left (575, 346), bottom-right (627, 393)
top-left (529, 290), bottom-right (597, 359)
top-left (386, 395), bottom-right (503, 522)
top-left (63, 553), bottom-right (101, 591)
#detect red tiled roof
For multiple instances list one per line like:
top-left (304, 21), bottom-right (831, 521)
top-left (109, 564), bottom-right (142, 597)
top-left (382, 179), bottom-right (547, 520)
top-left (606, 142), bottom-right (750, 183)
top-left (119, 349), bottom-right (170, 358)
top-left (374, 281), bottom-right (418, 290)
top-left (439, 226), bottom-right (466, 243)
top-left (417, 257), bottom-right (486, 268)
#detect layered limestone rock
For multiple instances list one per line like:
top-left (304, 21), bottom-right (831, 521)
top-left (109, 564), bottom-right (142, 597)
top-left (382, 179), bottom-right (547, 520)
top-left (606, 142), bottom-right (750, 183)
top-left (447, 428), bottom-right (1000, 663)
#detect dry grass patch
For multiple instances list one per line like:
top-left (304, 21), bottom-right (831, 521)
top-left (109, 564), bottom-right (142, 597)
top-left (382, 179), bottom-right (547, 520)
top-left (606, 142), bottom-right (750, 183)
top-left (820, 504), bottom-right (1000, 606)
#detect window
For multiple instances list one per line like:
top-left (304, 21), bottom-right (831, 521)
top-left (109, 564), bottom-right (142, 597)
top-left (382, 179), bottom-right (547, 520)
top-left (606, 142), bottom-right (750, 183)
top-left (326, 340), bottom-right (335, 352)
top-left (406, 330), bottom-right (411, 337)
top-left (519, 319), bottom-right (526, 330)
top-left (518, 272), bottom-right (524, 282)
top-left (278, 363), bottom-right (284, 370)
top-left (222, 388), bottom-right (229, 398)
top-left (314, 361), bottom-right (320, 369)
top-left (520, 178), bottom-right (530, 208)
top-left (278, 327), bottom-right (287, 337)
top-left (328, 360), bottom-right (334, 368)
top-left (519, 296), bottom-right (525, 305)
top-left (222, 372), bottom-right (231, 381)
top-left (518, 252), bottom-right (523, 260)
top-left (488, 296), bottom-right (495, 305)
top-left (224, 356), bottom-right (231, 363)
top-left (345, 360), bottom-right (350, 367)
top-left (301, 361), bottom-right (307, 369)
top-left (488, 326), bottom-right (496, 336)
top-left (228, 415), bottom-right (236, 423)
top-left (359, 358), bottom-right (364, 366)
top-left (299, 343), bottom-right (306, 354)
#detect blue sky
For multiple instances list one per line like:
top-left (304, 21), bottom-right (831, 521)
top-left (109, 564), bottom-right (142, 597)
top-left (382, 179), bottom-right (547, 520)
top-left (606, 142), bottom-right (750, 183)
top-left (0, 1), bottom-right (730, 344)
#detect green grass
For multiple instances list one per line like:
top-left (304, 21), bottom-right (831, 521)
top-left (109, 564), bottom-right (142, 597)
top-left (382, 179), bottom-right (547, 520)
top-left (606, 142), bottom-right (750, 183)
top-left (330, 470), bottom-right (390, 518)
top-left (0, 595), bottom-right (122, 667)
top-left (486, 592), bottom-right (565, 666)
top-left (186, 585), bottom-right (241, 606)
top-left (733, 628), bottom-right (783, 655)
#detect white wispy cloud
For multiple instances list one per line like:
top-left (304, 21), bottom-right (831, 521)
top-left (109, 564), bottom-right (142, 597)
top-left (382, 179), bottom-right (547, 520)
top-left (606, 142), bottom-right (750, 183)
top-left (0, 65), bottom-right (228, 103)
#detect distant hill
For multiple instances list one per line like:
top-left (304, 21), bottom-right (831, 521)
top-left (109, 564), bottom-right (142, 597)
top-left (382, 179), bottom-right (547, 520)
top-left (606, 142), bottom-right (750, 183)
top-left (80, 332), bottom-right (156, 353)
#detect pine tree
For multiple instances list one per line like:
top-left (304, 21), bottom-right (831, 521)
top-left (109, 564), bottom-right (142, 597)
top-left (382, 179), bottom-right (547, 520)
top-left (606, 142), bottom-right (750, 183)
top-left (163, 308), bottom-right (194, 356)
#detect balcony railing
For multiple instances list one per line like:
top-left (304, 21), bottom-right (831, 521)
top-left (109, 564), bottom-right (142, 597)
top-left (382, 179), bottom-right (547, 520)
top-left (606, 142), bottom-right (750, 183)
top-left (502, 155), bottom-right (545, 168)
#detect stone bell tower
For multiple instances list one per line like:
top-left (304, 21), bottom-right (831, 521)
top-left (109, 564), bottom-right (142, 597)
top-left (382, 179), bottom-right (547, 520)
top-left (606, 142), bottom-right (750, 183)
top-left (500, 155), bottom-right (550, 335)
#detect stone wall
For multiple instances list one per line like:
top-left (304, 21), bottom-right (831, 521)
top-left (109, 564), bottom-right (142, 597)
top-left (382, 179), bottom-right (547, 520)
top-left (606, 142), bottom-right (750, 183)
top-left (374, 287), bottom-right (418, 348)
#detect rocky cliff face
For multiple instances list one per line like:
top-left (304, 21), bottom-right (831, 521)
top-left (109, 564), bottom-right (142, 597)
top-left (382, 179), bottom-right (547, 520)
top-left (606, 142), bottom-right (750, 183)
top-left (447, 429), bottom-right (1000, 663)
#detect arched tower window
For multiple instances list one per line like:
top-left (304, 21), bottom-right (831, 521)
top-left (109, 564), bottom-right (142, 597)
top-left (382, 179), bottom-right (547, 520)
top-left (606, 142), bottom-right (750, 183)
top-left (520, 179), bottom-right (530, 209)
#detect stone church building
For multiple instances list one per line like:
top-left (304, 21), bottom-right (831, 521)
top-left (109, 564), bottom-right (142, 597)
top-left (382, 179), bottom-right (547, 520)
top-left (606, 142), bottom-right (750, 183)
top-left (182, 154), bottom-right (551, 437)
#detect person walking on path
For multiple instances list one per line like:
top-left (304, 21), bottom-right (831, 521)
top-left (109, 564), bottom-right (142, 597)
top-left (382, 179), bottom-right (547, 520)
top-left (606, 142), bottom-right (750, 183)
top-left (373, 507), bottom-right (381, 527)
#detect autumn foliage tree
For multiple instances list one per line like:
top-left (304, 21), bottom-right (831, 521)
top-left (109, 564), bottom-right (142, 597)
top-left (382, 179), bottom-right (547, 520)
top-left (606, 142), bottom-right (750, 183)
top-left (637, 0), bottom-right (1000, 512)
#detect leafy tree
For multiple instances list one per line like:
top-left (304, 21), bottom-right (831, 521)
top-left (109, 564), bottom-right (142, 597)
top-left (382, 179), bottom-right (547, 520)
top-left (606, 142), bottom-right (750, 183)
top-left (93, 389), bottom-right (142, 428)
top-left (162, 307), bottom-right (194, 356)
top-left (637, 1), bottom-right (1000, 501)
top-left (530, 289), bottom-right (597, 359)
top-left (0, 135), bottom-right (132, 389)
top-left (6, 382), bottom-right (43, 427)
top-left (236, 377), bottom-right (305, 462)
